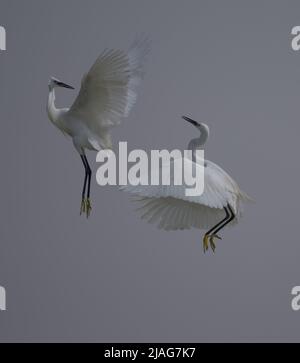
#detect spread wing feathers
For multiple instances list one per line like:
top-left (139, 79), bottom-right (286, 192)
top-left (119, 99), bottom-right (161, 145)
top-left (133, 196), bottom-right (239, 231)
top-left (122, 158), bottom-right (251, 231)
top-left (69, 38), bottom-right (150, 140)
top-left (123, 159), bottom-right (250, 211)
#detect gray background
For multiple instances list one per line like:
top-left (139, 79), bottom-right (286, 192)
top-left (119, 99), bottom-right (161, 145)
top-left (0, 0), bottom-right (300, 343)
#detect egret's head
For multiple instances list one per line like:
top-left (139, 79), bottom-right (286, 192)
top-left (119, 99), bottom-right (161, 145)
top-left (182, 116), bottom-right (210, 136)
top-left (48, 77), bottom-right (74, 91)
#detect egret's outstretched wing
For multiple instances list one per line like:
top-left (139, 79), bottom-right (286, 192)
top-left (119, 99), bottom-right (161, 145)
top-left (122, 158), bottom-right (250, 231)
top-left (69, 38), bottom-right (150, 147)
top-left (133, 196), bottom-right (232, 231)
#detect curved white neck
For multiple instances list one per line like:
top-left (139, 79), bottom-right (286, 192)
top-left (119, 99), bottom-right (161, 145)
top-left (188, 126), bottom-right (209, 149)
top-left (47, 88), bottom-right (59, 124)
top-left (188, 126), bottom-right (209, 162)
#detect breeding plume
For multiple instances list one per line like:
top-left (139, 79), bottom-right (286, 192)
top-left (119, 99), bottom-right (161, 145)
top-left (47, 38), bottom-right (150, 217)
top-left (123, 116), bottom-right (251, 252)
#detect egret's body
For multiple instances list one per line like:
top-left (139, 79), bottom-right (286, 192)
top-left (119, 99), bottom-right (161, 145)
top-left (47, 39), bottom-right (150, 217)
top-left (123, 116), bottom-right (251, 252)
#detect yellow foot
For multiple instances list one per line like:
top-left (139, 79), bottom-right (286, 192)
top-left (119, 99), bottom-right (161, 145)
top-left (209, 234), bottom-right (222, 253)
top-left (203, 234), bottom-right (222, 253)
top-left (80, 199), bottom-right (92, 218)
top-left (203, 235), bottom-right (210, 253)
top-left (86, 199), bottom-right (92, 218)
top-left (80, 199), bottom-right (86, 216)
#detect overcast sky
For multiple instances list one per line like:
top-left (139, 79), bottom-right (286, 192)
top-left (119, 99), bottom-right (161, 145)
top-left (0, 0), bottom-right (300, 342)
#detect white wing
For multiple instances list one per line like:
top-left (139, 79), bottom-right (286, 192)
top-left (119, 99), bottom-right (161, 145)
top-left (123, 158), bottom-right (251, 231)
top-left (68, 38), bottom-right (150, 148)
top-left (133, 196), bottom-right (231, 231)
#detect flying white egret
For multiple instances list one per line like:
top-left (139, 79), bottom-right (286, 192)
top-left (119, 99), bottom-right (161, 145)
top-left (47, 38), bottom-right (150, 217)
top-left (123, 116), bottom-right (251, 253)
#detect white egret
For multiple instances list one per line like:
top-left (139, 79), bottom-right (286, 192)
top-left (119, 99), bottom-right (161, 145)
top-left (47, 38), bottom-right (150, 217)
top-left (123, 116), bottom-right (251, 252)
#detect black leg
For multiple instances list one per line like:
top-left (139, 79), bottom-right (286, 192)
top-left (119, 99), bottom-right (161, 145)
top-left (80, 155), bottom-right (88, 200)
top-left (83, 155), bottom-right (92, 200)
top-left (205, 207), bottom-right (230, 237)
top-left (203, 204), bottom-right (236, 253)
top-left (212, 204), bottom-right (236, 236)
top-left (80, 155), bottom-right (92, 217)
top-left (79, 155), bottom-right (92, 218)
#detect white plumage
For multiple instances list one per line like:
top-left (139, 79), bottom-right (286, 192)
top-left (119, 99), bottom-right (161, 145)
top-left (47, 38), bottom-right (150, 217)
top-left (123, 116), bottom-right (251, 252)
top-left (69, 39), bottom-right (149, 150)
top-left (125, 160), bottom-right (249, 229)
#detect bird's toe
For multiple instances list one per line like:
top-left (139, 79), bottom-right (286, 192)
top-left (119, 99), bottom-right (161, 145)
top-left (209, 236), bottom-right (216, 253)
top-left (80, 199), bottom-right (86, 216)
top-left (203, 235), bottom-right (210, 253)
top-left (86, 199), bottom-right (92, 218)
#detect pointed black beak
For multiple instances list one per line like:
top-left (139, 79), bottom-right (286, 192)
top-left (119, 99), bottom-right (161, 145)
top-left (182, 116), bottom-right (199, 127)
top-left (55, 81), bottom-right (75, 90)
